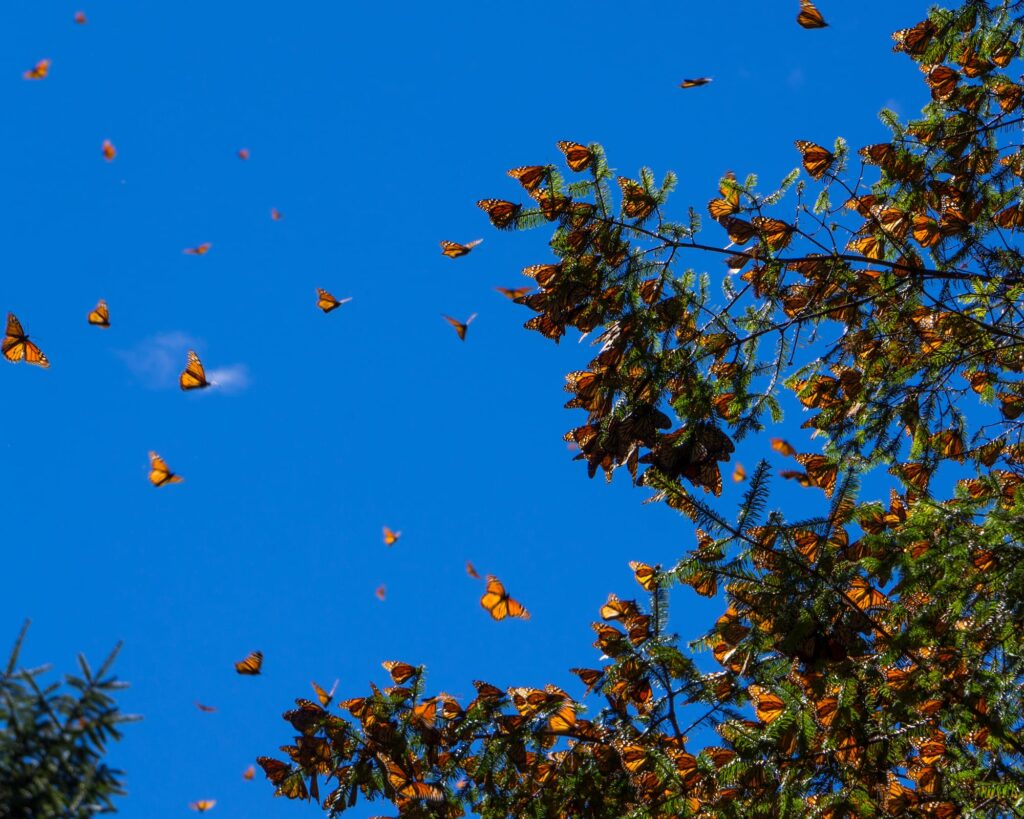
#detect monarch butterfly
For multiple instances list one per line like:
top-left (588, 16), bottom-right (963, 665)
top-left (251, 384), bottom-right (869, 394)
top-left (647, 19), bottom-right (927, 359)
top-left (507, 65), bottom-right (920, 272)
top-left (189, 800), bottom-right (216, 812)
top-left (846, 577), bottom-right (889, 610)
top-left (480, 575), bottom-right (529, 620)
top-left (618, 745), bottom-right (648, 773)
top-left (797, 0), bottom-right (827, 29)
top-left (3, 313), bottom-right (50, 367)
top-left (557, 140), bottom-right (592, 172)
top-left (383, 661), bottom-right (418, 685)
top-left (679, 77), bottom-right (712, 88)
top-left (23, 59), bottom-right (50, 80)
top-left (179, 350), bottom-right (211, 390)
top-left (752, 216), bottom-right (795, 249)
top-left (257, 756), bottom-right (309, 799)
top-left (548, 702), bottom-right (577, 732)
top-left (234, 650), bottom-right (263, 675)
top-left (87, 299), bottom-right (110, 327)
top-left (507, 165), bottom-right (548, 193)
top-left (795, 453), bottom-right (838, 496)
top-left (183, 243), bottom-right (212, 255)
top-left (382, 759), bottom-right (444, 803)
top-left (466, 560), bottom-right (481, 579)
top-left (242, 765), bottom-right (255, 781)
top-left (311, 679), bottom-right (338, 707)
top-left (102, 140), bottom-right (116, 161)
top-left (732, 463), bottom-right (746, 482)
top-left (771, 438), bottom-right (796, 456)
top-left (794, 140), bottom-right (834, 179)
top-left (571, 667), bottom-right (603, 694)
top-left (892, 20), bottom-right (936, 56)
top-left (237, 148), bottom-right (250, 160)
top-left (148, 451), bottom-right (183, 487)
top-left (477, 199), bottom-right (521, 229)
top-left (195, 702), bottom-right (216, 713)
top-left (599, 594), bottom-right (639, 622)
top-left (911, 215), bottom-right (941, 247)
top-left (531, 189), bottom-right (571, 221)
top-left (270, 208), bottom-right (283, 220)
top-left (74, 11), bottom-right (87, 24)
top-left (383, 526), bottom-right (401, 546)
top-left (316, 288), bottom-right (352, 313)
top-left (629, 560), bottom-right (658, 591)
top-left (618, 177), bottom-right (657, 220)
top-left (749, 685), bottom-right (786, 724)
top-left (411, 700), bottom-right (437, 729)
top-left (375, 584), bottom-right (386, 600)
top-left (925, 65), bottom-right (959, 101)
top-left (440, 239), bottom-right (483, 258)
top-left (442, 313), bottom-right (477, 341)
top-left (495, 286), bottom-right (531, 300)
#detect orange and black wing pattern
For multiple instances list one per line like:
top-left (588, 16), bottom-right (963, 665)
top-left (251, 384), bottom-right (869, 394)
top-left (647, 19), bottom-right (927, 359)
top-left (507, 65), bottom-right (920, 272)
top-left (795, 140), bottom-right (835, 179)
top-left (443, 313), bottom-right (476, 341)
top-left (477, 199), bottom-right (521, 229)
top-left (23, 59), bottom-right (50, 80)
top-left (3, 313), bottom-right (50, 367)
top-left (480, 575), bottom-right (529, 620)
top-left (557, 140), bottom-right (592, 172)
top-left (87, 299), bottom-right (110, 327)
top-left (234, 650), bottom-right (263, 675)
top-left (316, 288), bottom-right (351, 313)
top-left (797, 0), bottom-right (827, 28)
top-left (148, 451), bottom-right (183, 487)
top-left (179, 350), bottom-right (211, 390)
top-left (679, 77), bottom-right (712, 88)
top-left (440, 239), bottom-right (483, 258)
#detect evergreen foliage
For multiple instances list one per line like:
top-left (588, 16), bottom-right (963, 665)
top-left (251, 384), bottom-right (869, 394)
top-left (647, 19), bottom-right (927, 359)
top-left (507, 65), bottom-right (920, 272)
top-left (259, 1), bottom-right (1024, 814)
top-left (0, 622), bottom-right (136, 818)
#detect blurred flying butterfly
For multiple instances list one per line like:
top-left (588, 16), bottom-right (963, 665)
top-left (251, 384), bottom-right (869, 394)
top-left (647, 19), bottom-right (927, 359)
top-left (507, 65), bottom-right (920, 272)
top-left (234, 650), bottom-right (263, 675)
top-left (183, 243), bottom-right (212, 255)
top-left (74, 11), bottom-right (87, 24)
top-left (189, 801), bottom-right (216, 812)
top-left (3, 313), bottom-right (49, 367)
top-left (771, 438), bottom-right (797, 456)
top-left (797, 0), bottom-right (827, 28)
top-left (195, 702), bottom-right (216, 713)
top-left (237, 148), bottom-right (250, 160)
top-left (443, 313), bottom-right (477, 341)
top-left (179, 350), bottom-right (211, 390)
top-left (87, 299), bottom-right (110, 327)
top-left (311, 679), bottom-right (338, 707)
top-left (102, 140), bottom-right (116, 161)
top-left (794, 140), bottom-right (834, 179)
top-left (375, 584), bottom-right (386, 601)
top-left (466, 560), bottom-right (481, 579)
top-left (679, 77), bottom-right (712, 88)
top-left (557, 140), bottom-right (592, 172)
top-left (480, 575), bottom-right (529, 620)
top-left (148, 451), bottom-right (183, 487)
top-left (23, 59), bottom-right (50, 80)
top-left (495, 286), bottom-right (531, 300)
top-left (383, 526), bottom-right (401, 546)
top-left (732, 463), bottom-right (746, 482)
top-left (242, 765), bottom-right (255, 781)
top-left (477, 199), bottom-right (521, 229)
top-left (507, 165), bottom-right (549, 193)
top-left (440, 239), bottom-right (483, 258)
top-left (270, 208), bottom-right (283, 220)
top-left (316, 288), bottom-right (352, 313)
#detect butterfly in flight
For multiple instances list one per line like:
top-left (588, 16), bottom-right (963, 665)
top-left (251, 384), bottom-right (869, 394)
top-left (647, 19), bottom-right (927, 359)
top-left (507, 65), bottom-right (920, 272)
top-left (183, 243), bottom-right (212, 255)
top-left (383, 526), bottom-right (401, 546)
top-left (87, 300), bottom-right (110, 328)
top-left (189, 800), bottom-right (216, 812)
top-left (179, 350), bottom-right (211, 390)
top-left (102, 140), bottom-right (116, 161)
top-left (195, 702), bottom-right (216, 713)
top-left (797, 0), bottom-right (828, 28)
top-left (242, 766), bottom-right (255, 781)
top-left (237, 148), bottom-right (250, 160)
top-left (74, 11), bottom-right (87, 24)
top-left (311, 679), bottom-right (338, 707)
top-left (375, 584), bottom-right (386, 601)
top-left (466, 561), bottom-right (481, 580)
top-left (480, 576), bottom-right (530, 620)
top-left (3, 314), bottom-right (49, 367)
top-left (23, 59), bottom-right (50, 80)
top-left (148, 452), bottom-right (183, 487)
top-left (440, 239), bottom-right (483, 258)
top-left (679, 77), bottom-right (712, 88)
top-left (270, 208), bottom-right (283, 221)
top-left (317, 288), bottom-right (352, 313)
top-left (234, 650), bottom-right (263, 675)
top-left (443, 313), bottom-right (477, 341)
top-left (495, 286), bottom-right (530, 300)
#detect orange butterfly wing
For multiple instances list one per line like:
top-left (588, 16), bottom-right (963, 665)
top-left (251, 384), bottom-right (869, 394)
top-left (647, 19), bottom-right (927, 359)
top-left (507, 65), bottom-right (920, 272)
top-left (797, 0), bottom-right (827, 28)
top-left (179, 350), bottom-right (210, 390)
top-left (87, 299), bottom-right (110, 327)
top-left (383, 526), bottom-right (401, 546)
top-left (557, 140), bottom-right (592, 172)
top-left (184, 243), bottom-right (212, 255)
top-left (316, 288), bottom-right (351, 313)
top-left (148, 451), bottom-right (183, 487)
top-left (234, 650), bottom-right (263, 675)
top-left (102, 140), bottom-right (116, 161)
top-left (679, 77), bottom-right (712, 88)
top-left (440, 239), bottom-right (483, 258)
top-left (189, 800), bottom-right (216, 812)
top-left (480, 576), bottom-right (529, 620)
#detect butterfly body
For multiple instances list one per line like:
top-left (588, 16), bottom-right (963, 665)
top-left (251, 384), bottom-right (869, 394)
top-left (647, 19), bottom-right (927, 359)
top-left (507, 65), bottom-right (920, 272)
top-left (148, 451), bottom-right (183, 486)
top-left (480, 575), bottom-right (529, 620)
top-left (87, 300), bottom-right (110, 327)
top-left (797, 0), bottom-right (827, 28)
top-left (316, 288), bottom-right (351, 313)
top-left (3, 313), bottom-right (50, 367)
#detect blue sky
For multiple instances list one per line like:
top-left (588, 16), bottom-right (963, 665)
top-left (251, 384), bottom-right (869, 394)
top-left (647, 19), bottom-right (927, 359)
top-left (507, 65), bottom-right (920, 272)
top-left (2, 2), bottom-right (930, 815)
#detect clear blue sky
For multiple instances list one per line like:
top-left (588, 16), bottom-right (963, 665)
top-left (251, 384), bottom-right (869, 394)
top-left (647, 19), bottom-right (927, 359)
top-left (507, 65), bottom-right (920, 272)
top-left (2, 2), bottom-right (928, 815)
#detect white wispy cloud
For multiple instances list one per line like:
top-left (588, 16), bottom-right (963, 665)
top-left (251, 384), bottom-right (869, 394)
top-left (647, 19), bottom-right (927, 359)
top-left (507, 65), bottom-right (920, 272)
top-left (117, 333), bottom-right (250, 394)
top-left (117, 332), bottom-right (197, 389)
